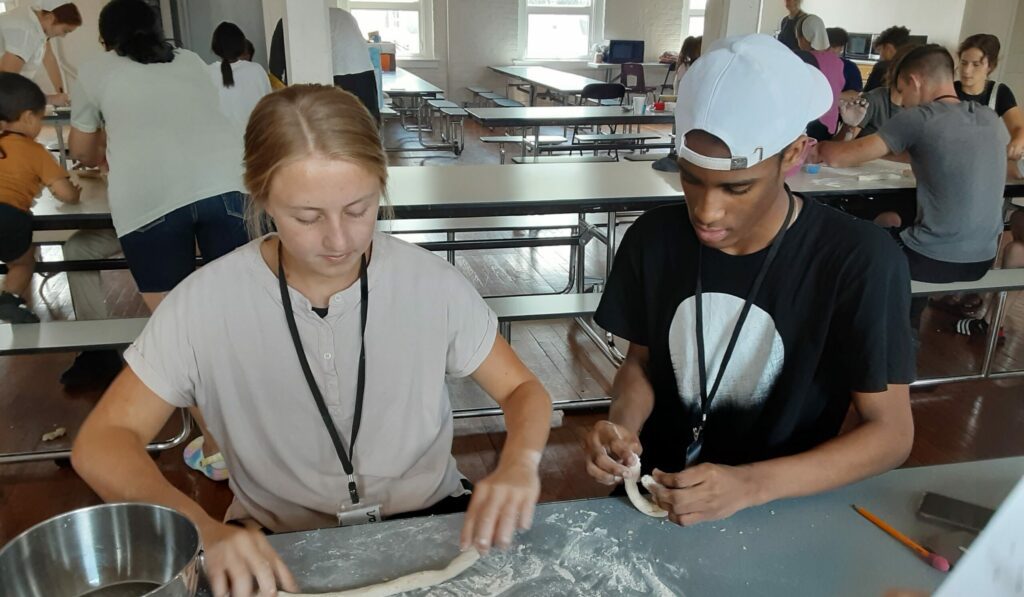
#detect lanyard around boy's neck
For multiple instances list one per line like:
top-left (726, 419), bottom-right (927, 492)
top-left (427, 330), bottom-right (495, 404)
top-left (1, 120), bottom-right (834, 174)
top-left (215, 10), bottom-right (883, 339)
top-left (277, 240), bottom-right (369, 505)
top-left (687, 187), bottom-right (795, 465)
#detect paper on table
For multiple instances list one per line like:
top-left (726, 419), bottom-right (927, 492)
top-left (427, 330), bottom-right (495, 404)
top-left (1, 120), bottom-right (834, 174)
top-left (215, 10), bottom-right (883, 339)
top-left (934, 475), bottom-right (1024, 596)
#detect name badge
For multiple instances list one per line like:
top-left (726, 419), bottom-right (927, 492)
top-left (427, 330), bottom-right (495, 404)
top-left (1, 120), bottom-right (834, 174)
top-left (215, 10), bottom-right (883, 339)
top-left (337, 503), bottom-right (383, 527)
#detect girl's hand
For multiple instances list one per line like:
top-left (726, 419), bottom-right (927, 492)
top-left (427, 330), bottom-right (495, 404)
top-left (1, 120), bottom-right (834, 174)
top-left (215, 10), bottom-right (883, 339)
top-left (201, 521), bottom-right (298, 597)
top-left (459, 450), bottom-right (541, 554)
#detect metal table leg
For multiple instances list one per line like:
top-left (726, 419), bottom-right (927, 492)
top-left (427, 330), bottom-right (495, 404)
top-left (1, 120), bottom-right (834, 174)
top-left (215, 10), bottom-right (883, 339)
top-left (55, 121), bottom-right (67, 170)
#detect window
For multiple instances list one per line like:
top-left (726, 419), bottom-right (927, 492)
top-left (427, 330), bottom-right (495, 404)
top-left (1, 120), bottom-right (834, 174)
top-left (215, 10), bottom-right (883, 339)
top-left (520, 0), bottom-right (606, 61)
top-left (686, 0), bottom-right (705, 36)
top-left (341, 0), bottom-right (434, 59)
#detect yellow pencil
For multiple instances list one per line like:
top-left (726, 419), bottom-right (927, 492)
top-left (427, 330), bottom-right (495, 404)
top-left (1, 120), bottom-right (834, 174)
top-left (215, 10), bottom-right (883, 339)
top-left (852, 505), bottom-right (950, 572)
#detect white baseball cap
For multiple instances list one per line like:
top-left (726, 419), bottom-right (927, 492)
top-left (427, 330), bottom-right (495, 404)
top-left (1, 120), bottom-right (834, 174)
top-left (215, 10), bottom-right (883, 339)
top-left (675, 34), bottom-right (833, 171)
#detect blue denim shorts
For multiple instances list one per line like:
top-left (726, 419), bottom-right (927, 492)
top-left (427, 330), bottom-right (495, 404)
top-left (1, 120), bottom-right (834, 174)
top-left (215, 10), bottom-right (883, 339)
top-left (119, 192), bottom-right (250, 293)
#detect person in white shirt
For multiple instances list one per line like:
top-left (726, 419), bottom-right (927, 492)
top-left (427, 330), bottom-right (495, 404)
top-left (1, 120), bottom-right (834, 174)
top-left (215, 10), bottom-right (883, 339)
top-left (68, 0), bottom-right (248, 309)
top-left (329, 7), bottom-right (379, 122)
top-left (69, 0), bottom-right (251, 474)
top-left (0, 2), bottom-right (81, 105)
top-left (208, 21), bottom-right (271, 136)
top-left (72, 84), bottom-right (553, 597)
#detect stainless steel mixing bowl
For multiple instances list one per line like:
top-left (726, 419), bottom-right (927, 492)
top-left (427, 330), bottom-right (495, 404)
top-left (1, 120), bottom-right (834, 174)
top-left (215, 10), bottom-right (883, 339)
top-left (0, 502), bottom-right (201, 597)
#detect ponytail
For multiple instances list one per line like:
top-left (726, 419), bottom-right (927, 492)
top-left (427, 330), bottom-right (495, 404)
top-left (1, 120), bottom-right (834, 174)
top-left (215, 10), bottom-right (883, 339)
top-left (221, 60), bottom-right (235, 88)
top-left (211, 21), bottom-right (247, 88)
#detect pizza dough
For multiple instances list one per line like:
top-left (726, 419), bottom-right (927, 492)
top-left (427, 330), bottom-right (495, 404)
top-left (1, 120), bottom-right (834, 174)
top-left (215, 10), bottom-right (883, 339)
top-left (624, 461), bottom-right (668, 518)
top-left (280, 548), bottom-right (480, 597)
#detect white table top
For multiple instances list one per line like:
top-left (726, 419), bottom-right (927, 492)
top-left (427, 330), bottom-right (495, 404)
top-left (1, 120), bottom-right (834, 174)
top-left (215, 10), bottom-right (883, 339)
top-left (489, 65), bottom-right (606, 94)
top-left (29, 160), bottom-right (931, 229)
top-left (586, 61), bottom-right (671, 69)
top-left (381, 67), bottom-right (442, 95)
top-left (466, 105), bottom-right (674, 127)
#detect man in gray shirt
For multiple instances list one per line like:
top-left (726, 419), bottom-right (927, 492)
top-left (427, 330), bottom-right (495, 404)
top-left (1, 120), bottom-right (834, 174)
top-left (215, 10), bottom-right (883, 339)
top-left (816, 44), bottom-right (1007, 329)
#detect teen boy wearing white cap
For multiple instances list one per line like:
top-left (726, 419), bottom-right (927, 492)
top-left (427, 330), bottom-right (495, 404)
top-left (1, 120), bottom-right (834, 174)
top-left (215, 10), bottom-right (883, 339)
top-left (584, 35), bottom-right (916, 526)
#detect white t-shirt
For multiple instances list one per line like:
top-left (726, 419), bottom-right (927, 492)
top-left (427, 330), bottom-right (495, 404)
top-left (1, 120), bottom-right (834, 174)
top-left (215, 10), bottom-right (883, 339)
top-left (329, 7), bottom-right (372, 77)
top-left (124, 232), bottom-right (499, 533)
top-left (207, 60), bottom-right (272, 136)
top-left (0, 6), bottom-right (46, 80)
top-left (70, 49), bottom-right (245, 237)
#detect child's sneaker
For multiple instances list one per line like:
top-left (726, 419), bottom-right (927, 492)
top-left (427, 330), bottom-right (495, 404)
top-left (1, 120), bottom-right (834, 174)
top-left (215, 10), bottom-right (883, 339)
top-left (0, 291), bottom-right (39, 323)
top-left (183, 436), bottom-right (229, 481)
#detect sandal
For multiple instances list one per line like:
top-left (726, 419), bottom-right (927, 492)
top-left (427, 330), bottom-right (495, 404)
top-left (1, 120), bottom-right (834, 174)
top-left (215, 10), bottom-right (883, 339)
top-left (184, 436), bottom-right (230, 481)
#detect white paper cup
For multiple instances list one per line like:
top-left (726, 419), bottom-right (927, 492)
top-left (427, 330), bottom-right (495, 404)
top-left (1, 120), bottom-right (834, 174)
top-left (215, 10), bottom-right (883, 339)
top-left (632, 97), bottom-right (646, 114)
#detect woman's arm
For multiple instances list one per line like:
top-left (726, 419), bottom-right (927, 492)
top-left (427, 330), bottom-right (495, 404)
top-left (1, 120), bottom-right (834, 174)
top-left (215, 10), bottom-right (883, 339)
top-left (459, 334), bottom-right (552, 554)
top-left (72, 368), bottom-right (297, 597)
top-left (68, 127), bottom-right (106, 168)
top-left (1001, 105), bottom-right (1024, 161)
top-left (42, 41), bottom-right (68, 106)
top-left (0, 51), bottom-right (26, 73)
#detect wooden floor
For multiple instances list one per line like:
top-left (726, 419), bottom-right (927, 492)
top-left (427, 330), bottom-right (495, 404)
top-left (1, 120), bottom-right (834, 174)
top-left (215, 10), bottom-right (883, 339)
top-left (2, 116), bottom-right (1023, 545)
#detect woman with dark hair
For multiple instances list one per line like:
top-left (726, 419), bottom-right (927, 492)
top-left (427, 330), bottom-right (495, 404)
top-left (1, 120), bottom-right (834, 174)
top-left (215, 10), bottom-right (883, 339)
top-left (950, 33), bottom-right (1024, 333)
top-left (674, 35), bottom-right (701, 94)
top-left (0, 2), bottom-right (81, 105)
top-left (68, 0), bottom-right (250, 476)
top-left (209, 21), bottom-right (271, 135)
top-left (956, 34), bottom-right (1024, 160)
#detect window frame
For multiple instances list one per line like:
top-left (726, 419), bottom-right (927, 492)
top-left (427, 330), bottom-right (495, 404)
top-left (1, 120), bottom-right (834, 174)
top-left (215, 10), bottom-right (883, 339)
top-left (684, 0), bottom-right (705, 37)
top-left (518, 0), bottom-right (606, 62)
top-left (340, 0), bottom-right (435, 60)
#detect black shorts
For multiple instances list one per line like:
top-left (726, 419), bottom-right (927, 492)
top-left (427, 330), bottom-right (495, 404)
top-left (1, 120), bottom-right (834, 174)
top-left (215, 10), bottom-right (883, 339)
top-left (885, 227), bottom-right (993, 283)
top-left (334, 70), bottom-right (381, 124)
top-left (0, 203), bottom-right (33, 263)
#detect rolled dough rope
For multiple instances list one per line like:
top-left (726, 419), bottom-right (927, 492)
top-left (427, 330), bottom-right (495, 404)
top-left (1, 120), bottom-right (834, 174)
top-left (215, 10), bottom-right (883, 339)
top-left (280, 548), bottom-right (481, 597)
top-left (624, 461), bottom-right (668, 518)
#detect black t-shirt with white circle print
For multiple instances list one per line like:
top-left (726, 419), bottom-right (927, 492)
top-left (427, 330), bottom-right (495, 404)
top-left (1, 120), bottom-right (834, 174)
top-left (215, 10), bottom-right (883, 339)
top-left (594, 198), bottom-right (916, 475)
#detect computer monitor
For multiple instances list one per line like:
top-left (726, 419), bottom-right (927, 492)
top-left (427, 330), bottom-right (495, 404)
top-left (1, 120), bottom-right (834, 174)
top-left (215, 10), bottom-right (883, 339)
top-left (606, 40), bottom-right (645, 64)
top-left (845, 33), bottom-right (874, 59)
top-left (907, 34), bottom-right (929, 46)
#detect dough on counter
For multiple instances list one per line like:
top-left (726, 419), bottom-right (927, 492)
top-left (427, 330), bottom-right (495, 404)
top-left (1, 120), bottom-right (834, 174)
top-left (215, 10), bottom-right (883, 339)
top-left (280, 548), bottom-right (480, 597)
top-left (624, 461), bottom-right (668, 518)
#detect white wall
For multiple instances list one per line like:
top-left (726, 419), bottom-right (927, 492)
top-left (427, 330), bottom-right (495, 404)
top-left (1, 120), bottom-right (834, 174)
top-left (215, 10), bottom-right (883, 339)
top-left (798, 0), bottom-right (968, 50)
top-left (403, 0), bottom-right (689, 104)
top-left (703, 0), bottom-right (761, 47)
top-left (604, 0), bottom-right (685, 61)
top-left (959, 0), bottom-right (1020, 82)
top-left (281, 0), bottom-right (331, 84)
top-left (1002, 2), bottom-right (1024, 94)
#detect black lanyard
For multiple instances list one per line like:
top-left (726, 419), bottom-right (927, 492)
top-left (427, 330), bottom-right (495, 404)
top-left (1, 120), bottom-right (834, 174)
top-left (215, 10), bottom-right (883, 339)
top-left (277, 241), bottom-right (368, 505)
top-left (688, 188), bottom-right (796, 464)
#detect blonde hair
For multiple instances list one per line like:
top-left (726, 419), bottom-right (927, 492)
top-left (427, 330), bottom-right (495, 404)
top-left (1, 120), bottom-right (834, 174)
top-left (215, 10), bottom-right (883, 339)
top-left (243, 84), bottom-right (391, 236)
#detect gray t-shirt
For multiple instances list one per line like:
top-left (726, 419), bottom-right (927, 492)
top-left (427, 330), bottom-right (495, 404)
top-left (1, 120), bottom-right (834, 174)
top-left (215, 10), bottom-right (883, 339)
top-left (878, 101), bottom-right (1008, 263)
top-left (858, 87), bottom-right (902, 138)
top-left (125, 232), bottom-right (498, 532)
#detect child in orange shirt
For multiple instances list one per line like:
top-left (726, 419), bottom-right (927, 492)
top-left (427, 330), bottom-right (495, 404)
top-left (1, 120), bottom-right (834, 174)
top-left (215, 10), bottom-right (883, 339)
top-left (0, 72), bottom-right (80, 323)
